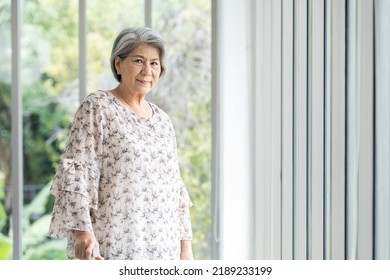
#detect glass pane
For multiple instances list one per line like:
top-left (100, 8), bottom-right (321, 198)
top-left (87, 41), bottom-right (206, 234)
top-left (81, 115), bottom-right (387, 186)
top-left (0, 0), bottom-right (12, 260)
top-left (87, 0), bottom-right (144, 93)
top-left (22, 0), bottom-right (79, 259)
top-left (152, 0), bottom-right (212, 259)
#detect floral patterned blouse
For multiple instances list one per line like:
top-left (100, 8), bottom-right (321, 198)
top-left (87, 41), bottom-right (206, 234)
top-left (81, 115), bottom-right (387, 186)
top-left (48, 90), bottom-right (193, 260)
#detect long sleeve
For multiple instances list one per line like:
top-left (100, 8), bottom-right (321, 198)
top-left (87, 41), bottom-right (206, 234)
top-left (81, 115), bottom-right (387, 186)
top-left (178, 181), bottom-right (193, 240)
top-left (48, 96), bottom-right (104, 257)
top-left (170, 125), bottom-right (193, 240)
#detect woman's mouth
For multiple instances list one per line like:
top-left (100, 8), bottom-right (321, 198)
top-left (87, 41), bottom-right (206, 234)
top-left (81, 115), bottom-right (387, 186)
top-left (136, 79), bottom-right (152, 86)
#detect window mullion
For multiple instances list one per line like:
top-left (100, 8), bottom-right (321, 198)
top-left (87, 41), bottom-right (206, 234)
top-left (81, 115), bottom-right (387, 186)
top-left (11, 0), bottom-right (23, 260)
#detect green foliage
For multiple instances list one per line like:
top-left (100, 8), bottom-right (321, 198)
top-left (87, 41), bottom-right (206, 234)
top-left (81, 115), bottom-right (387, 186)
top-left (24, 182), bottom-right (51, 221)
top-left (0, 167), bottom-right (10, 261)
top-left (0, 196), bottom-right (5, 231)
top-left (23, 82), bottom-right (73, 184)
top-left (24, 0), bottom-right (79, 88)
top-left (24, 238), bottom-right (67, 260)
top-left (0, 81), bottom-right (10, 141)
top-left (22, 183), bottom-right (67, 260)
top-left (177, 86), bottom-right (212, 259)
top-left (23, 214), bottom-right (68, 260)
top-left (0, 234), bottom-right (11, 260)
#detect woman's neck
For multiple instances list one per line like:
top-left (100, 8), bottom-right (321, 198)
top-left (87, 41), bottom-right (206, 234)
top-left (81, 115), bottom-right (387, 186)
top-left (111, 87), bottom-right (152, 118)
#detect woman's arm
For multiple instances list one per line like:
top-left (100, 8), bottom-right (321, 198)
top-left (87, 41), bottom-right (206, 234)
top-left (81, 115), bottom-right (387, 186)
top-left (180, 240), bottom-right (194, 260)
top-left (74, 230), bottom-right (104, 260)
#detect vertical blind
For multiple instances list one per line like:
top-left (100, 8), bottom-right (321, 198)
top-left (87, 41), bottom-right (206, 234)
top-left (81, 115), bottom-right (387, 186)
top-left (374, 0), bottom-right (390, 260)
top-left (254, 0), bottom-right (389, 260)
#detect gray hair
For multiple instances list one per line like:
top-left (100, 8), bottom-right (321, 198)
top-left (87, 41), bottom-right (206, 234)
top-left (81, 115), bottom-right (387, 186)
top-left (110, 27), bottom-right (166, 82)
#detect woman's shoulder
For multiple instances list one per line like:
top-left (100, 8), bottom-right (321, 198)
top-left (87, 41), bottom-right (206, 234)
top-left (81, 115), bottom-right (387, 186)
top-left (72, 90), bottom-right (115, 122)
top-left (149, 102), bottom-right (173, 122)
top-left (149, 102), bottom-right (167, 116)
top-left (83, 90), bottom-right (111, 104)
top-left (78, 90), bottom-right (113, 110)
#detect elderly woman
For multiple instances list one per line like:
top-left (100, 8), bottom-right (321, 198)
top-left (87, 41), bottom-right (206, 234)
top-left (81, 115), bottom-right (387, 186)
top-left (48, 27), bottom-right (194, 260)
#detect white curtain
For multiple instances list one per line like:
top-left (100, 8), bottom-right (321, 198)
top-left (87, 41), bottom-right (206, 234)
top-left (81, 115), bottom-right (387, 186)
top-left (214, 0), bottom-right (389, 260)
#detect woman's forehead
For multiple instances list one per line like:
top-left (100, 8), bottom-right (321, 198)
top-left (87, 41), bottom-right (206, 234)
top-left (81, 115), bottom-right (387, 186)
top-left (129, 44), bottom-right (160, 59)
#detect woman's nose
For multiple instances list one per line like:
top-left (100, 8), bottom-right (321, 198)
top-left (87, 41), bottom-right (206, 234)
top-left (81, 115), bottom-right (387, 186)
top-left (141, 63), bottom-right (152, 75)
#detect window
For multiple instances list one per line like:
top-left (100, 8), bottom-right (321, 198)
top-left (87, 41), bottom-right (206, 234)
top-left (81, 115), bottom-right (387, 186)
top-left (0, 0), bottom-right (12, 260)
top-left (0, 0), bottom-right (211, 260)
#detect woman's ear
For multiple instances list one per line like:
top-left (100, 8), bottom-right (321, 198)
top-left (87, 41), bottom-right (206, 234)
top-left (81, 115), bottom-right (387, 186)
top-left (114, 57), bottom-right (121, 76)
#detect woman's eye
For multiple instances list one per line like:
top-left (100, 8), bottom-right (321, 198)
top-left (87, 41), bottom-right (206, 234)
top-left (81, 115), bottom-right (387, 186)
top-left (151, 62), bottom-right (160, 67)
top-left (134, 59), bottom-right (143, 63)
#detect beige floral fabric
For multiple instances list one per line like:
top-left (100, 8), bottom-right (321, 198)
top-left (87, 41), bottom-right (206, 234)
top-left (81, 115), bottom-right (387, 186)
top-left (48, 90), bottom-right (192, 260)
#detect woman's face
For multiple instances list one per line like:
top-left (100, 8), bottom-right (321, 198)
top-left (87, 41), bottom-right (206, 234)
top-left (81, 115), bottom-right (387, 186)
top-left (115, 44), bottom-right (161, 95)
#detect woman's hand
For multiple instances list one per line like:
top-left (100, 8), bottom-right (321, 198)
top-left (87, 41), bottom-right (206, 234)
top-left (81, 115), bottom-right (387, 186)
top-left (180, 240), bottom-right (194, 260)
top-left (74, 230), bottom-right (104, 260)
